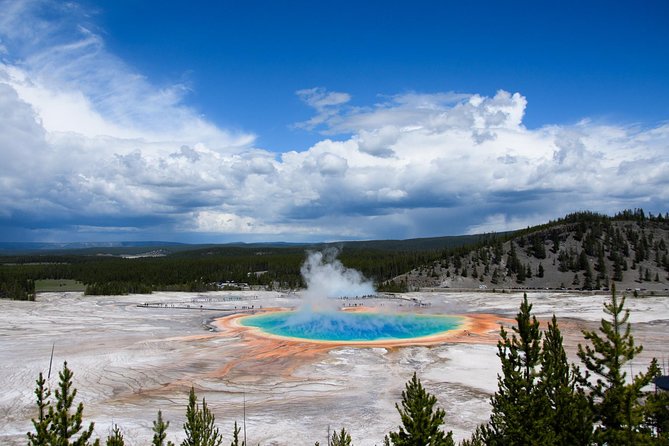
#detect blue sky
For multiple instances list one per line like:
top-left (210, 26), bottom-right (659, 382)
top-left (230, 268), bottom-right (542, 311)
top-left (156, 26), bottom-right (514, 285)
top-left (0, 0), bottom-right (668, 243)
top-left (90, 0), bottom-right (669, 150)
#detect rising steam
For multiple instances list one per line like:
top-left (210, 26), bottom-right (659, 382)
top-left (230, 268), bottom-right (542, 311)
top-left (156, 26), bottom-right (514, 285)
top-left (241, 249), bottom-right (463, 341)
top-left (299, 248), bottom-right (375, 312)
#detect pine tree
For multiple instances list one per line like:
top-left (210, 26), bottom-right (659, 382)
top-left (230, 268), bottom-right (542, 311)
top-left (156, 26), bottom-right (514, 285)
top-left (596, 247), bottom-right (607, 278)
top-left (48, 361), bottom-right (97, 446)
top-left (330, 427), bottom-right (352, 446)
top-left (491, 268), bottom-right (499, 284)
top-left (27, 372), bottom-right (51, 446)
top-left (152, 410), bottom-right (175, 446)
top-left (539, 316), bottom-right (593, 445)
top-left (642, 390), bottom-right (669, 441)
top-left (386, 372), bottom-right (454, 446)
top-left (230, 421), bottom-right (244, 446)
top-left (579, 250), bottom-right (589, 271)
top-left (105, 425), bottom-right (124, 446)
top-left (181, 387), bottom-right (223, 446)
top-left (481, 294), bottom-right (546, 445)
top-left (459, 425), bottom-right (485, 446)
top-left (507, 242), bottom-right (519, 274)
top-left (577, 284), bottom-right (661, 444)
top-left (613, 257), bottom-right (623, 282)
top-left (531, 235), bottom-right (547, 259)
top-left (551, 238), bottom-right (560, 254)
top-left (583, 263), bottom-right (594, 290)
top-left (516, 262), bottom-right (526, 283)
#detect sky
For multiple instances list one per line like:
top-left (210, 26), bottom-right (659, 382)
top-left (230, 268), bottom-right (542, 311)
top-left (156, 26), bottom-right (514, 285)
top-left (0, 0), bottom-right (668, 243)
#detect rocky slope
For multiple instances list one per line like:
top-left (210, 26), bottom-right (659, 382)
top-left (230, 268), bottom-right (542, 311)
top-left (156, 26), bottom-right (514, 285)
top-left (393, 211), bottom-right (669, 294)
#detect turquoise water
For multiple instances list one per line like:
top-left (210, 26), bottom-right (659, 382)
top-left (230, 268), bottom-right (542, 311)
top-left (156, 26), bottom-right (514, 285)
top-left (240, 311), bottom-right (462, 342)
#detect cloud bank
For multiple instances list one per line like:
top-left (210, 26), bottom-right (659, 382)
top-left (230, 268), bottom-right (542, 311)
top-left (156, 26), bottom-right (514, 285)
top-left (1, 1), bottom-right (668, 242)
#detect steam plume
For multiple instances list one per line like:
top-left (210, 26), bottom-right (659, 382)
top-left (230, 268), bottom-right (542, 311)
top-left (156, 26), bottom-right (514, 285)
top-left (299, 248), bottom-right (375, 312)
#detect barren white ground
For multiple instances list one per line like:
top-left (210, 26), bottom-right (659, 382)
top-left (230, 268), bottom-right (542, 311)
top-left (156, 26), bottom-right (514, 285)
top-left (1, 291), bottom-right (667, 445)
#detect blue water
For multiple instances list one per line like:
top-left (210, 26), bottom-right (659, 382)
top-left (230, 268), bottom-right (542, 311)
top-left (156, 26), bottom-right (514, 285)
top-left (240, 311), bottom-right (462, 342)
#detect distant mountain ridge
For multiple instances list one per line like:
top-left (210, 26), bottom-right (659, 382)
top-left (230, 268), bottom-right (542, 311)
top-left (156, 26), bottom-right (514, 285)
top-left (0, 233), bottom-right (493, 256)
top-left (0, 241), bottom-right (186, 254)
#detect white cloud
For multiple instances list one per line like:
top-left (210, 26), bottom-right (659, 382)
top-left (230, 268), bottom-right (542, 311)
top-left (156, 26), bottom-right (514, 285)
top-left (317, 152), bottom-right (348, 176)
top-left (0, 1), bottom-right (667, 242)
top-left (0, 2), bottom-right (253, 151)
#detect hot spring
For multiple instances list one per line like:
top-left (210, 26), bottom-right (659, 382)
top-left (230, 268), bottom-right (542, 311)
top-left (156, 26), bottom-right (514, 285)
top-left (239, 310), bottom-right (464, 342)
top-left (235, 249), bottom-right (463, 343)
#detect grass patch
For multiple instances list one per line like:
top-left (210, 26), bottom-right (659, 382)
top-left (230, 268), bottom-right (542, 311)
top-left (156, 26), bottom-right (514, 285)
top-left (35, 279), bottom-right (86, 292)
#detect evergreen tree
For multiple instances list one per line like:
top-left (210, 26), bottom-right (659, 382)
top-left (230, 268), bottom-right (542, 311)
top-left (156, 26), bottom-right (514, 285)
top-left (330, 427), bottom-right (352, 446)
top-left (551, 238), bottom-right (560, 254)
top-left (527, 235), bottom-right (547, 259)
top-left (27, 372), bottom-right (51, 446)
top-left (491, 268), bottom-right (499, 285)
top-left (613, 257), bottom-right (623, 282)
top-left (583, 263), bottom-right (594, 290)
top-left (481, 294), bottom-right (546, 445)
top-left (507, 243), bottom-right (519, 274)
top-left (577, 284), bottom-right (661, 445)
top-left (48, 361), bottom-right (97, 446)
top-left (387, 372), bottom-right (454, 446)
top-left (516, 262), bottom-right (526, 283)
top-left (579, 251), bottom-right (589, 271)
top-left (537, 263), bottom-right (544, 278)
top-left (152, 411), bottom-right (175, 446)
top-left (493, 239), bottom-right (504, 264)
top-left (539, 316), bottom-right (593, 445)
top-left (596, 247), bottom-right (607, 278)
top-left (459, 425), bottom-right (485, 446)
top-left (105, 425), bottom-right (124, 446)
top-left (181, 387), bottom-right (223, 446)
top-left (230, 421), bottom-right (244, 446)
top-left (642, 390), bottom-right (669, 442)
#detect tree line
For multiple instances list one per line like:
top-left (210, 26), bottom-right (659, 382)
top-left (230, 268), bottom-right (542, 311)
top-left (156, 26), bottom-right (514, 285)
top-left (3, 208), bottom-right (667, 298)
top-left (24, 286), bottom-right (669, 445)
top-left (0, 247), bottom-right (441, 299)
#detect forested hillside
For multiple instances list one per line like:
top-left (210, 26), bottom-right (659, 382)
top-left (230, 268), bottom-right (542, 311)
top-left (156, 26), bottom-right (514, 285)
top-left (396, 209), bottom-right (669, 293)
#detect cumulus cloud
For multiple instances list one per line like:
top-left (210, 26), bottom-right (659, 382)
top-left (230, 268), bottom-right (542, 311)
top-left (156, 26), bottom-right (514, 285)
top-left (0, 1), bottom-right (667, 242)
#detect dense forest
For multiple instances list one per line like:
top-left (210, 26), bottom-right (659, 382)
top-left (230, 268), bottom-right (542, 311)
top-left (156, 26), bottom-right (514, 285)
top-left (23, 289), bottom-right (669, 445)
top-left (0, 246), bottom-right (443, 299)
